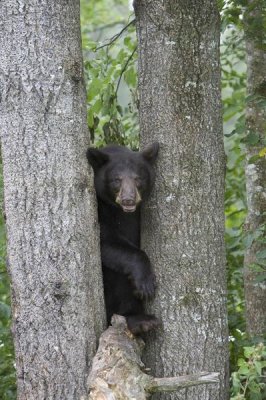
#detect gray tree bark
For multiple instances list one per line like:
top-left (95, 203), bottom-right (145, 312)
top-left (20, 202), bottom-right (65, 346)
top-left (243, 0), bottom-right (266, 336)
top-left (0, 1), bottom-right (105, 399)
top-left (134, 1), bottom-right (229, 399)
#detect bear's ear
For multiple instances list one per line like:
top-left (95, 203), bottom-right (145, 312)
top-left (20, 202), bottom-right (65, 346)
top-left (86, 148), bottom-right (109, 170)
top-left (141, 142), bottom-right (159, 164)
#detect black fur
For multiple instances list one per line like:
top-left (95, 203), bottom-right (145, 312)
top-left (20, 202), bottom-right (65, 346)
top-left (87, 143), bottom-right (159, 335)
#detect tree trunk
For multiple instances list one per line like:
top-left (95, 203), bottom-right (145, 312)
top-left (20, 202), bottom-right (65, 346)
top-left (243, 0), bottom-right (266, 337)
top-left (134, 1), bottom-right (229, 399)
top-left (0, 1), bottom-right (105, 399)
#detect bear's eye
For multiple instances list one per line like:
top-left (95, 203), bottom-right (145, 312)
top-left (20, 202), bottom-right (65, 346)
top-left (110, 178), bottom-right (121, 186)
top-left (135, 177), bottom-right (143, 187)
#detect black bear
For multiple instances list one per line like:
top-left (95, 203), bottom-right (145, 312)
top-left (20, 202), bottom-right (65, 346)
top-left (87, 143), bottom-right (159, 335)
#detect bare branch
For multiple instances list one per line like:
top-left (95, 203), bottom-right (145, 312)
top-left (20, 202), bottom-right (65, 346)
top-left (95, 19), bottom-right (136, 51)
top-left (115, 46), bottom-right (137, 96)
top-left (146, 372), bottom-right (220, 393)
top-left (91, 21), bottom-right (128, 32)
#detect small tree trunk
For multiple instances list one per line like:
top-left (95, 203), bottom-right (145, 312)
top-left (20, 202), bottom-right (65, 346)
top-left (243, 0), bottom-right (266, 336)
top-left (134, 1), bottom-right (229, 399)
top-left (0, 1), bottom-right (105, 398)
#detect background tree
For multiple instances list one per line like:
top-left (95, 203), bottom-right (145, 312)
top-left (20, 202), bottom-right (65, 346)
top-left (243, 0), bottom-right (266, 337)
top-left (134, 1), bottom-right (229, 399)
top-left (0, 1), bottom-right (105, 399)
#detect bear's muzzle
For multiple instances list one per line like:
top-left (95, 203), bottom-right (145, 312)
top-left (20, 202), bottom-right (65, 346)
top-left (115, 177), bottom-right (141, 212)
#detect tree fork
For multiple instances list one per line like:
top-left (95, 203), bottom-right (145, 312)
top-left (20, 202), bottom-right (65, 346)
top-left (87, 315), bottom-right (219, 400)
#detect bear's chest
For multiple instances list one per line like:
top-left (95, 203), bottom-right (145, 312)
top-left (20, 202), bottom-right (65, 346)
top-left (114, 213), bottom-right (140, 246)
top-left (99, 201), bottom-right (140, 247)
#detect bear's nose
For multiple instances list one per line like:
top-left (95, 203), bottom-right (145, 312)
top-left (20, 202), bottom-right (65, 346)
top-left (121, 199), bottom-right (135, 207)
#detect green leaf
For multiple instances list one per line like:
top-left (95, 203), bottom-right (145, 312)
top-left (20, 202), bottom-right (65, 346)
top-left (91, 99), bottom-right (102, 114)
top-left (248, 154), bottom-right (260, 164)
top-left (0, 302), bottom-right (10, 319)
top-left (85, 40), bottom-right (97, 51)
top-left (238, 366), bottom-right (250, 375)
top-left (245, 94), bottom-right (260, 103)
top-left (246, 132), bottom-right (260, 145)
top-left (88, 78), bottom-right (102, 102)
top-left (87, 108), bottom-right (94, 128)
top-left (255, 273), bottom-right (266, 283)
top-left (116, 105), bottom-right (123, 116)
top-left (244, 227), bottom-right (264, 248)
top-left (102, 84), bottom-right (115, 115)
top-left (114, 66), bottom-right (122, 79)
top-left (124, 35), bottom-right (136, 51)
top-left (238, 358), bottom-right (247, 366)
top-left (256, 250), bottom-right (266, 259)
top-left (248, 380), bottom-right (261, 394)
top-left (124, 36), bottom-right (131, 47)
top-left (117, 48), bottom-right (127, 63)
top-left (259, 147), bottom-right (266, 157)
top-left (223, 104), bottom-right (241, 122)
top-left (124, 67), bottom-right (137, 87)
top-left (231, 372), bottom-right (242, 394)
top-left (254, 361), bottom-right (262, 375)
top-left (244, 346), bottom-right (256, 357)
top-left (249, 263), bottom-right (266, 272)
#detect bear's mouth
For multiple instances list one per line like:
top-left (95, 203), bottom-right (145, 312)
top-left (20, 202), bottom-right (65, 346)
top-left (121, 204), bottom-right (137, 213)
top-left (120, 199), bottom-right (137, 213)
top-left (115, 183), bottom-right (141, 213)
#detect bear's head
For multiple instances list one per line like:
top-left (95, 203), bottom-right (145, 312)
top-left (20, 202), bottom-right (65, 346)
top-left (87, 143), bottom-right (159, 212)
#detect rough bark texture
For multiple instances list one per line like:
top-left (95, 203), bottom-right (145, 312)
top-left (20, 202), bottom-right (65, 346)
top-left (243, 0), bottom-right (266, 336)
top-left (0, 1), bottom-right (105, 399)
top-left (134, 1), bottom-right (229, 399)
top-left (87, 315), bottom-right (219, 400)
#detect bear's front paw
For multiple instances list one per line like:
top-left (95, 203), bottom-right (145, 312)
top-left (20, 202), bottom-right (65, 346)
top-left (126, 314), bottom-right (160, 335)
top-left (133, 272), bottom-right (156, 299)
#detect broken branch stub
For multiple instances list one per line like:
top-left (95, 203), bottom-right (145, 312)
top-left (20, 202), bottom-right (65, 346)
top-left (87, 315), bottom-right (219, 400)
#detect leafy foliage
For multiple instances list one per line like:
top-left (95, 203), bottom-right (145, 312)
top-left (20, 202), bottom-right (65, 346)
top-left (221, 14), bottom-right (247, 368)
top-left (81, 0), bottom-right (139, 149)
top-left (231, 343), bottom-right (266, 400)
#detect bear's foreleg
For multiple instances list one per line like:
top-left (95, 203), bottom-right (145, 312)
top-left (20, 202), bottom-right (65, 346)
top-left (101, 241), bottom-right (156, 299)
